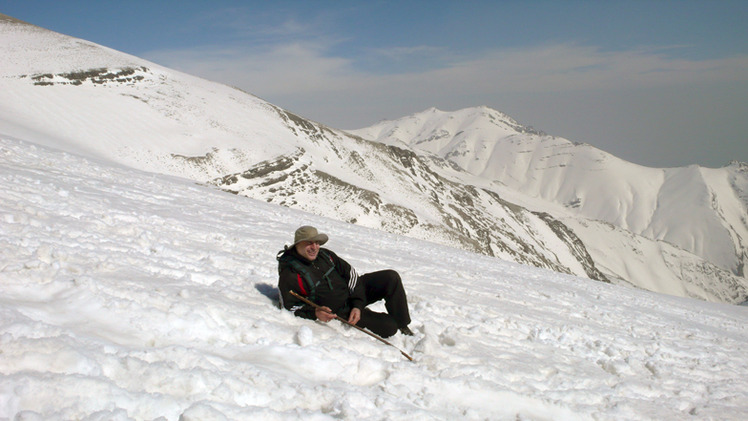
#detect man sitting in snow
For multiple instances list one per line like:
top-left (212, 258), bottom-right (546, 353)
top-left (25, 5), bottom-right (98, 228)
top-left (277, 226), bottom-right (413, 338)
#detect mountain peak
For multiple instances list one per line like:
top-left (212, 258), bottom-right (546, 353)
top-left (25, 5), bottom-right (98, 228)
top-left (0, 13), bottom-right (146, 76)
top-left (351, 106), bottom-right (547, 149)
top-left (349, 105), bottom-right (553, 173)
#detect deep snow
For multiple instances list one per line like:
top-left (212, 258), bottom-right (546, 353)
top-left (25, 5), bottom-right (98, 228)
top-left (2, 136), bottom-right (747, 420)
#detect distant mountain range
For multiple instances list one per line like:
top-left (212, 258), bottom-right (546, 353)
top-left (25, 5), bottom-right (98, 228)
top-left (1, 13), bottom-right (746, 304)
top-left (351, 108), bottom-right (748, 297)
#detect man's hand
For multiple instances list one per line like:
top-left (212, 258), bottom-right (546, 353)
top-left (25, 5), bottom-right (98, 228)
top-left (348, 308), bottom-right (361, 325)
top-left (315, 306), bottom-right (336, 322)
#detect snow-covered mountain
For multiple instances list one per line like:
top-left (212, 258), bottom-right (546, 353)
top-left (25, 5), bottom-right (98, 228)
top-left (3, 133), bottom-right (748, 420)
top-left (1, 13), bottom-right (746, 304)
top-left (350, 107), bottom-right (747, 278)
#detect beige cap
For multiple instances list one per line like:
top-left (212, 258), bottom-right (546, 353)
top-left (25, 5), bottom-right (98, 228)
top-left (293, 225), bottom-right (329, 246)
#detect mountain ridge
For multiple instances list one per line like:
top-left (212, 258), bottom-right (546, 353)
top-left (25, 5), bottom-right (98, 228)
top-left (350, 107), bottom-right (748, 280)
top-left (1, 13), bottom-right (746, 304)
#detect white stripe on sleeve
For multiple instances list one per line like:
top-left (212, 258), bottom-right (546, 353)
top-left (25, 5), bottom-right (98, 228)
top-left (348, 267), bottom-right (359, 292)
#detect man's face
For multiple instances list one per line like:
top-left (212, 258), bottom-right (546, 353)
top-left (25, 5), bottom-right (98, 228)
top-left (296, 240), bottom-right (320, 261)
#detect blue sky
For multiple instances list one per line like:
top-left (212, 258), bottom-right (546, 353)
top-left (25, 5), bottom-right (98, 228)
top-left (2, 0), bottom-right (747, 167)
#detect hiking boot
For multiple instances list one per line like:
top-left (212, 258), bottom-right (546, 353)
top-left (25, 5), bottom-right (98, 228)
top-left (399, 326), bottom-right (414, 336)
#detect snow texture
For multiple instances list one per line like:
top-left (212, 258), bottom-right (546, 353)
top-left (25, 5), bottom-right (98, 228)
top-left (2, 136), bottom-right (747, 420)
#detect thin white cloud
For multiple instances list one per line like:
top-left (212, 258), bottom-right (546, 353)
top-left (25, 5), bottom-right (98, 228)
top-left (147, 42), bottom-right (748, 100)
top-left (367, 45), bottom-right (452, 61)
top-left (147, 42), bottom-right (354, 95)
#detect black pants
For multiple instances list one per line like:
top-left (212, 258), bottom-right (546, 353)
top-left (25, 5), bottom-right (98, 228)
top-left (356, 270), bottom-right (411, 338)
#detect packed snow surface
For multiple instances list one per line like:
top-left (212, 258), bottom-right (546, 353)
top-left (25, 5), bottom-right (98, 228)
top-left (2, 136), bottom-right (747, 420)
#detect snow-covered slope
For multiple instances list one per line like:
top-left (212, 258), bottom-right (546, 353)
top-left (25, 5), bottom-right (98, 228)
top-left (0, 15), bottom-right (606, 279)
top-left (1, 14), bottom-right (746, 304)
top-left (0, 13), bottom-right (296, 171)
top-left (3, 136), bottom-right (748, 420)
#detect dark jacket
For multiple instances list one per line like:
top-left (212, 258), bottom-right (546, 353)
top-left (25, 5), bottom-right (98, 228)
top-left (277, 247), bottom-right (365, 320)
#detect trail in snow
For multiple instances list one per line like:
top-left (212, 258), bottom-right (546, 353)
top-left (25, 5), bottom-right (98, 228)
top-left (1, 136), bottom-right (747, 420)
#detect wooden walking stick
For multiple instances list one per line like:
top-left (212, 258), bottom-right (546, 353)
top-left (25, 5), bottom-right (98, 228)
top-left (289, 290), bottom-right (414, 361)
